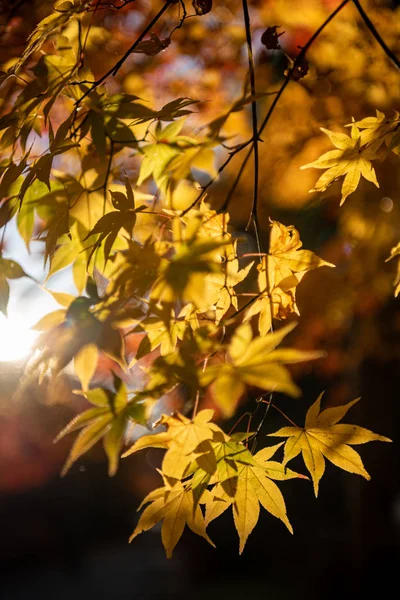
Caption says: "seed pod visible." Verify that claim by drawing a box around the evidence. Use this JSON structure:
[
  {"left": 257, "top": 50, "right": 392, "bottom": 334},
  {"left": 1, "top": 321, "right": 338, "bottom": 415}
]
[
  {"left": 261, "top": 26, "right": 284, "bottom": 50},
  {"left": 285, "top": 56, "right": 309, "bottom": 81},
  {"left": 192, "top": 0, "right": 213, "bottom": 16}
]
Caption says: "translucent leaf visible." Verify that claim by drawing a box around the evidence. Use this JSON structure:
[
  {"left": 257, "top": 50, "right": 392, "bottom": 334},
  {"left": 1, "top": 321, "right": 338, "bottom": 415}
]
[
  {"left": 301, "top": 125, "right": 380, "bottom": 204},
  {"left": 270, "top": 393, "right": 391, "bottom": 496},
  {"left": 74, "top": 343, "right": 98, "bottom": 391}
]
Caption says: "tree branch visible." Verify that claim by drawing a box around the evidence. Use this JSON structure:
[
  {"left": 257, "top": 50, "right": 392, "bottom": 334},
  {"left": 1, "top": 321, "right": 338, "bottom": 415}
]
[
  {"left": 75, "top": 1, "right": 172, "bottom": 107},
  {"left": 224, "top": 0, "right": 351, "bottom": 208},
  {"left": 352, "top": 0, "right": 400, "bottom": 70},
  {"left": 241, "top": 0, "right": 261, "bottom": 249}
]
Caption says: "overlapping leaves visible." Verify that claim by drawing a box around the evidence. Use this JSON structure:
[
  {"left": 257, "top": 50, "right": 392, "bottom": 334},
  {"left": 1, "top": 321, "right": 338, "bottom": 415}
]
[
  {"left": 124, "top": 410, "right": 304, "bottom": 556},
  {"left": 30, "top": 290, "right": 124, "bottom": 382},
  {"left": 200, "top": 321, "right": 324, "bottom": 416},
  {"left": 245, "top": 221, "right": 333, "bottom": 335},
  {"left": 0, "top": 0, "right": 395, "bottom": 562}
]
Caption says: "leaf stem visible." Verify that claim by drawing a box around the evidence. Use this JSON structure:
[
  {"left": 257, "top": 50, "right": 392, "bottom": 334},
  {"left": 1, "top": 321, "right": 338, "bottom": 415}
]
[
  {"left": 250, "top": 392, "right": 273, "bottom": 453},
  {"left": 228, "top": 410, "right": 254, "bottom": 436},
  {"left": 261, "top": 398, "right": 299, "bottom": 428},
  {"left": 192, "top": 355, "right": 209, "bottom": 419}
]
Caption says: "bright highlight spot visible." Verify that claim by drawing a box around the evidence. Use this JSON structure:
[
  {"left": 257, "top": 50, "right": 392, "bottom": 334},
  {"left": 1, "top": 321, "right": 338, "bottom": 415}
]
[
  {"left": 0, "top": 315, "right": 39, "bottom": 362},
  {"left": 380, "top": 197, "right": 393, "bottom": 213}
]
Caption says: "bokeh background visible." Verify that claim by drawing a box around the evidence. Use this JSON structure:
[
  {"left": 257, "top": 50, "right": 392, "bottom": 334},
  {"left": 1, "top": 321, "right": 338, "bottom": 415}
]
[{"left": 0, "top": 0, "right": 399, "bottom": 598}]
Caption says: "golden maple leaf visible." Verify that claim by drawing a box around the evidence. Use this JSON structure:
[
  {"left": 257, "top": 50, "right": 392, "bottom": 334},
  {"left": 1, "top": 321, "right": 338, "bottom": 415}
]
[
  {"left": 200, "top": 321, "right": 324, "bottom": 417},
  {"left": 203, "top": 443, "right": 305, "bottom": 554},
  {"left": 269, "top": 393, "right": 391, "bottom": 496},
  {"left": 55, "top": 384, "right": 146, "bottom": 476},
  {"left": 122, "top": 409, "right": 223, "bottom": 479},
  {"left": 130, "top": 480, "right": 215, "bottom": 558},
  {"left": 150, "top": 214, "right": 230, "bottom": 310},
  {"left": 124, "top": 412, "right": 308, "bottom": 555},
  {"left": 205, "top": 252, "right": 254, "bottom": 322},
  {"left": 386, "top": 241, "right": 400, "bottom": 297},
  {"left": 301, "top": 124, "right": 379, "bottom": 205},
  {"left": 245, "top": 221, "right": 333, "bottom": 335},
  {"left": 349, "top": 110, "right": 400, "bottom": 151}
]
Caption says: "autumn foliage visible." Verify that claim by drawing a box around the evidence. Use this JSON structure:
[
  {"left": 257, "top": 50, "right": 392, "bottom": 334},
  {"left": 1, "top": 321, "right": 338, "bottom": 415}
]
[{"left": 0, "top": 0, "right": 397, "bottom": 556}]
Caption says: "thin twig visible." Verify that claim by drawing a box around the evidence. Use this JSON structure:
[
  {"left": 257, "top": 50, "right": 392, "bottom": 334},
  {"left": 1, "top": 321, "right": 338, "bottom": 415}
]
[
  {"left": 352, "top": 0, "right": 400, "bottom": 70},
  {"left": 245, "top": 411, "right": 253, "bottom": 448},
  {"left": 217, "top": 150, "right": 250, "bottom": 214},
  {"left": 75, "top": 2, "right": 172, "bottom": 107},
  {"left": 260, "top": 398, "right": 299, "bottom": 428},
  {"left": 239, "top": 0, "right": 275, "bottom": 366},
  {"left": 85, "top": 0, "right": 135, "bottom": 12},
  {"left": 229, "top": 410, "right": 252, "bottom": 435},
  {"left": 241, "top": 0, "right": 261, "bottom": 248},
  {"left": 250, "top": 392, "right": 273, "bottom": 453},
  {"left": 192, "top": 355, "right": 209, "bottom": 418},
  {"left": 224, "top": 0, "right": 351, "bottom": 208},
  {"left": 0, "top": 220, "right": 9, "bottom": 250},
  {"left": 180, "top": 139, "right": 251, "bottom": 216},
  {"left": 103, "top": 140, "right": 114, "bottom": 213}
]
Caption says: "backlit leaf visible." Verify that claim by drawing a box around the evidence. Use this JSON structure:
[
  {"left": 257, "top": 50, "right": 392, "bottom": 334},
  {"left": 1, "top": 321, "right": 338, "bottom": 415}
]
[
  {"left": 130, "top": 482, "right": 214, "bottom": 558},
  {"left": 301, "top": 124, "right": 380, "bottom": 205},
  {"left": 270, "top": 393, "right": 391, "bottom": 496}
]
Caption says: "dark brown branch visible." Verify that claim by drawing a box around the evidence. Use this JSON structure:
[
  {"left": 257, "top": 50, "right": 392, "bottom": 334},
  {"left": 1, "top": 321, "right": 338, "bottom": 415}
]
[
  {"left": 180, "top": 139, "right": 251, "bottom": 216},
  {"left": 352, "top": 0, "right": 400, "bottom": 70},
  {"left": 75, "top": 1, "right": 172, "bottom": 107},
  {"left": 184, "top": 0, "right": 351, "bottom": 219},
  {"left": 224, "top": 0, "right": 351, "bottom": 208},
  {"left": 241, "top": 0, "right": 261, "bottom": 246}
]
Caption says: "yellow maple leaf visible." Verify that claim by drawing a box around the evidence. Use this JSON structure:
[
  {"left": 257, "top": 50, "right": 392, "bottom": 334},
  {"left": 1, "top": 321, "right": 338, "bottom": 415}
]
[
  {"left": 150, "top": 214, "right": 230, "bottom": 310},
  {"left": 130, "top": 481, "right": 215, "bottom": 558},
  {"left": 301, "top": 124, "right": 379, "bottom": 205},
  {"left": 131, "top": 312, "right": 187, "bottom": 365},
  {"left": 204, "top": 443, "right": 302, "bottom": 553},
  {"left": 178, "top": 208, "right": 253, "bottom": 321},
  {"left": 122, "top": 409, "right": 223, "bottom": 479},
  {"left": 55, "top": 384, "right": 146, "bottom": 476},
  {"left": 269, "top": 393, "right": 391, "bottom": 496},
  {"left": 201, "top": 322, "right": 324, "bottom": 416},
  {"left": 245, "top": 222, "right": 333, "bottom": 335},
  {"left": 267, "top": 221, "right": 334, "bottom": 287},
  {"left": 349, "top": 110, "right": 400, "bottom": 150},
  {"left": 386, "top": 241, "right": 400, "bottom": 297},
  {"left": 205, "top": 253, "right": 254, "bottom": 322}
]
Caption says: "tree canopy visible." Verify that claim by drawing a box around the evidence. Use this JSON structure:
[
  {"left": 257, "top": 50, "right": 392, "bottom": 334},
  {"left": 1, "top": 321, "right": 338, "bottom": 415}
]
[{"left": 0, "top": 0, "right": 397, "bottom": 556}]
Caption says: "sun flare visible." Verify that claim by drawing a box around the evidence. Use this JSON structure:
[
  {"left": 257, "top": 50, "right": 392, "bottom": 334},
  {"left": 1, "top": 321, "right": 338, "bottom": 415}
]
[{"left": 0, "top": 315, "right": 39, "bottom": 363}]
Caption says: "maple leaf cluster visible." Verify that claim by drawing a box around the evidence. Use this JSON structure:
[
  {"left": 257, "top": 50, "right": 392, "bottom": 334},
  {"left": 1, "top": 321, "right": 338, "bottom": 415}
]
[
  {"left": 124, "top": 402, "right": 389, "bottom": 556},
  {"left": 0, "top": 0, "right": 395, "bottom": 560}
]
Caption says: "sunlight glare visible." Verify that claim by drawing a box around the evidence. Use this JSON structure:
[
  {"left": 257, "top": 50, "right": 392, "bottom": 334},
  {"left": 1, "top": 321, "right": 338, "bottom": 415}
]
[{"left": 0, "top": 314, "right": 39, "bottom": 362}]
